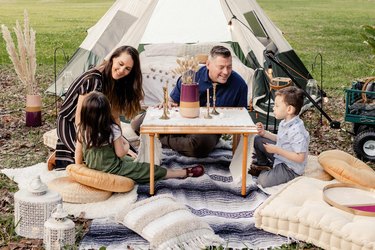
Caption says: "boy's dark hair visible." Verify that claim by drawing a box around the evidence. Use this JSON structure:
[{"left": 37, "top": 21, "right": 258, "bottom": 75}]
[{"left": 275, "top": 86, "right": 304, "bottom": 115}]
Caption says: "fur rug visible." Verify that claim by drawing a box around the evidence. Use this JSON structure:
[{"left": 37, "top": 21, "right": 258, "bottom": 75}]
[{"left": 1, "top": 163, "right": 138, "bottom": 219}]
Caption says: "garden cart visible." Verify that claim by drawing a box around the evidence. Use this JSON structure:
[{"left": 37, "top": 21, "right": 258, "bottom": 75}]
[{"left": 345, "top": 77, "right": 375, "bottom": 161}]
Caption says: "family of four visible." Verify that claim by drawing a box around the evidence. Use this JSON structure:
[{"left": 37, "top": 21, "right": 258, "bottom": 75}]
[{"left": 50, "top": 45, "right": 310, "bottom": 189}]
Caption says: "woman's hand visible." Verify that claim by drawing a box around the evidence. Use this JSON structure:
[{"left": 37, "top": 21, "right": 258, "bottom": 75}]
[{"left": 157, "top": 100, "right": 178, "bottom": 109}]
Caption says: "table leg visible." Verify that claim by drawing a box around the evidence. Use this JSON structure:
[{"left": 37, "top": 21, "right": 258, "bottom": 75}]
[
  {"left": 241, "top": 133, "right": 249, "bottom": 197},
  {"left": 149, "top": 133, "right": 155, "bottom": 196}
]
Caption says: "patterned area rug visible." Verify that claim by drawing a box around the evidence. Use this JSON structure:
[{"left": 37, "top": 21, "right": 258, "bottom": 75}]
[{"left": 80, "top": 143, "right": 290, "bottom": 249}]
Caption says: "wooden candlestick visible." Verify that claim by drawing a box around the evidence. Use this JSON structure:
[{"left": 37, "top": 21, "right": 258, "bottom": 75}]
[
  {"left": 204, "top": 89, "right": 212, "bottom": 119},
  {"left": 211, "top": 82, "right": 219, "bottom": 115},
  {"left": 160, "top": 86, "right": 170, "bottom": 120}
]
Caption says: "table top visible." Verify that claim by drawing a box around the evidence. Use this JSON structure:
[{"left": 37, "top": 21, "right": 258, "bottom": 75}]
[{"left": 140, "top": 107, "right": 257, "bottom": 134}]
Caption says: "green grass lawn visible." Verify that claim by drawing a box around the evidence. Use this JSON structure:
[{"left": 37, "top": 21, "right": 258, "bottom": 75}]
[
  {"left": 0, "top": 0, "right": 114, "bottom": 68},
  {"left": 257, "top": 0, "right": 374, "bottom": 89},
  {"left": 0, "top": 0, "right": 373, "bottom": 90}
]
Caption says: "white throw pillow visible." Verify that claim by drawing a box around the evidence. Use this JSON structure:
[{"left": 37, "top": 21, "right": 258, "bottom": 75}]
[{"left": 116, "top": 194, "right": 224, "bottom": 250}]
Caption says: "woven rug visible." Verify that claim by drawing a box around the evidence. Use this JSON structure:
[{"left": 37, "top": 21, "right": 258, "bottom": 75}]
[{"left": 80, "top": 143, "right": 290, "bottom": 250}]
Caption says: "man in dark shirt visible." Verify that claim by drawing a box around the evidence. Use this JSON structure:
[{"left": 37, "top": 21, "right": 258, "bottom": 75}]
[{"left": 161, "top": 45, "right": 248, "bottom": 157}]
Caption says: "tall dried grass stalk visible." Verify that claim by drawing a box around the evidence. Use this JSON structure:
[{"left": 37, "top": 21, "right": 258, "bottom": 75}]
[
  {"left": 1, "top": 9, "right": 37, "bottom": 95},
  {"left": 172, "top": 56, "right": 199, "bottom": 84}
]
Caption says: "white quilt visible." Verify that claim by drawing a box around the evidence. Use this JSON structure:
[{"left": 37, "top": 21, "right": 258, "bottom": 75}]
[{"left": 254, "top": 177, "right": 375, "bottom": 250}]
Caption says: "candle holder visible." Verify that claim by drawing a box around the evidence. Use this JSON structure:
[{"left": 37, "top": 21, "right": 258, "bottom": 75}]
[
  {"left": 204, "top": 91, "right": 212, "bottom": 119},
  {"left": 44, "top": 204, "right": 75, "bottom": 250},
  {"left": 160, "top": 86, "right": 170, "bottom": 120},
  {"left": 166, "top": 83, "right": 170, "bottom": 115},
  {"left": 14, "top": 176, "right": 62, "bottom": 239},
  {"left": 211, "top": 83, "right": 220, "bottom": 115}
]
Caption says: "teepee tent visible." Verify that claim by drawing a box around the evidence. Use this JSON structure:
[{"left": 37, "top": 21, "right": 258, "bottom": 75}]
[{"left": 47, "top": 0, "right": 314, "bottom": 119}]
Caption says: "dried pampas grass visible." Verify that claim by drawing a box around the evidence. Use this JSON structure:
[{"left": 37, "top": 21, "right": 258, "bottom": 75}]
[
  {"left": 1, "top": 9, "right": 37, "bottom": 95},
  {"left": 172, "top": 56, "right": 199, "bottom": 84}
]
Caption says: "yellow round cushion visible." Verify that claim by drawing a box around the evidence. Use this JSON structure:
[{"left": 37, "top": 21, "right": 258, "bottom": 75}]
[
  {"left": 66, "top": 164, "right": 135, "bottom": 193},
  {"left": 318, "top": 149, "right": 375, "bottom": 188},
  {"left": 48, "top": 176, "right": 112, "bottom": 203}
]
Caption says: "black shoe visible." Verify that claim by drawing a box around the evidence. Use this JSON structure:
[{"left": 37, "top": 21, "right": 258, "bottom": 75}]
[
  {"left": 248, "top": 164, "right": 272, "bottom": 177},
  {"left": 251, "top": 159, "right": 272, "bottom": 166}
]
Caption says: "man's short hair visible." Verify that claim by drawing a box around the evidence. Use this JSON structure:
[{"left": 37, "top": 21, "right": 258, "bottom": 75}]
[
  {"left": 275, "top": 86, "right": 304, "bottom": 115},
  {"left": 209, "top": 45, "right": 231, "bottom": 59}
]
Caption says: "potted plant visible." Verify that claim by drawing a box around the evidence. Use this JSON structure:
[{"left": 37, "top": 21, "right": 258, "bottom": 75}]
[
  {"left": 173, "top": 56, "right": 200, "bottom": 118},
  {"left": 1, "top": 10, "right": 41, "bottom": 127}
]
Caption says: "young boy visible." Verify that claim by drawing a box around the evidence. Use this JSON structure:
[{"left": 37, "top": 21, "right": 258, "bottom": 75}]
[{"left": 251, "top": 86, "right": 310, "bottom": 188}]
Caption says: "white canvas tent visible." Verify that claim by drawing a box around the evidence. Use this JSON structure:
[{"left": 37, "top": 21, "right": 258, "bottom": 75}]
[{"left": 47, "top": 0, "right": 314, "bottom": 119}]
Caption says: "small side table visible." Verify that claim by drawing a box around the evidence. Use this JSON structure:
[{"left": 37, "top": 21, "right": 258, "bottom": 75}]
[{"left": 140, "top": 107, "right": 257, "bottom": 197}]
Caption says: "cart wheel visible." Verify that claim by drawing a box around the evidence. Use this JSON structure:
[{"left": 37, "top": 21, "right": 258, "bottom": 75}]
[
  {"left": 353, "top": 130, "right": 375, "bottom": 161},
  {"left": 353, "top": 124, "right": 370, "bottom": 135}
]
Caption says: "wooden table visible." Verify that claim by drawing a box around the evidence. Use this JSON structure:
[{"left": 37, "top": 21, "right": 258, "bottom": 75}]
[{"left": 140, "top": 107, "right": 257, "bottom": 197}]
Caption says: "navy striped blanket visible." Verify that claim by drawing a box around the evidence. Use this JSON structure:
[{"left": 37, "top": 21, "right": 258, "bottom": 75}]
[{"left": 80, "top": 144, "right": 289, "bottom": 249}]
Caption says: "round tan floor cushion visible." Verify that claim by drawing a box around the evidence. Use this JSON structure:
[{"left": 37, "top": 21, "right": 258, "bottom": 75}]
[
  {"left": 66, "top": 164, "right": 135, "bottom": 193},
  {"left": 48, "top": 176, "right": 112, "bottom": 203},
  {"left": 318, "top": 149, "right": 375, "bottom": 188}
]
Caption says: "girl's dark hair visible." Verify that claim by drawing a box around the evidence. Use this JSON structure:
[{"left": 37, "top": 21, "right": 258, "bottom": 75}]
[
  {"left": 275, "top": 86, "right": 304, "bottom": 115},
  {"left": 77, "top": 91, "right": 120, "bottom": 148},
  {"left": 99, "top": 45, "right": 144, "bottom": 119}
]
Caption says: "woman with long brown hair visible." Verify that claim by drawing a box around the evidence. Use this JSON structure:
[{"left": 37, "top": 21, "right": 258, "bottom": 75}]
[{"left": 51, "top": 45, "right": 143, "bottom": 169}]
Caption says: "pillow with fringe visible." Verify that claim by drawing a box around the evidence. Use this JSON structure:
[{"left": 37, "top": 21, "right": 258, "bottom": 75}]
[{"left": 116, "top": 194, "right": 224, "bottom": 250}]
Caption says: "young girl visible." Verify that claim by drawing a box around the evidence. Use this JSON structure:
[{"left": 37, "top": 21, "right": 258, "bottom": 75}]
[{"left": 75, "top": 91, "right": 204, "bottom": 183}]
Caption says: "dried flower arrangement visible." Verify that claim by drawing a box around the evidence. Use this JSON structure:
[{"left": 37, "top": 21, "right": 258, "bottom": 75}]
[
  {"left": 1, "top": 10, "right": 38, "bottom": 95},
  {"left": 172, "top": 56, "right": 199, "bottom": 84}
]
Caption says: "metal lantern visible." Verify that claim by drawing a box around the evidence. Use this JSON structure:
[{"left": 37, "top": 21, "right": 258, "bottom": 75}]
[
  {"left": 44, "top": 204, "right": 75, "bottom": 250},
  {"left": 14, "top": 175, "right": 62, "bottom": 239}
]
